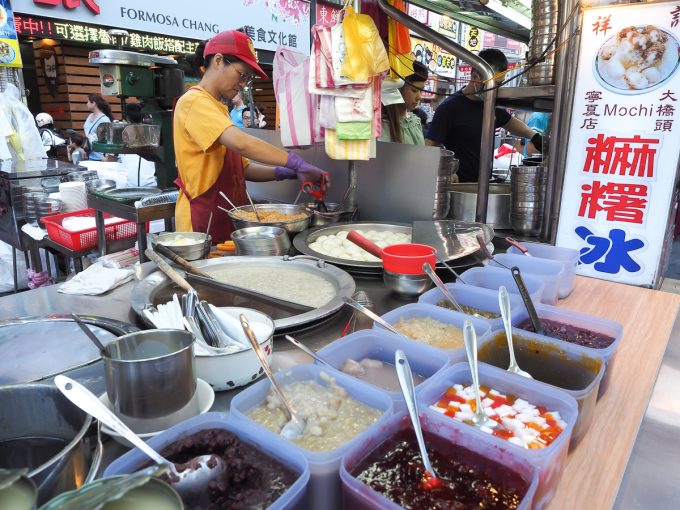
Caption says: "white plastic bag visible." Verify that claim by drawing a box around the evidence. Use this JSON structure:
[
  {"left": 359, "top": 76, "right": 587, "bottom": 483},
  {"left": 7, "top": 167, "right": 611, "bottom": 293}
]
[{"left": 0, "top": 84, "right": 46, "bottom": 161}]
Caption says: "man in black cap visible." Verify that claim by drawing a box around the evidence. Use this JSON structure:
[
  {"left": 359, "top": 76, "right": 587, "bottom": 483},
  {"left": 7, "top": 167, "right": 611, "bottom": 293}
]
[{"left": 426, "top": 49, "right": 543, "bottom": 182}]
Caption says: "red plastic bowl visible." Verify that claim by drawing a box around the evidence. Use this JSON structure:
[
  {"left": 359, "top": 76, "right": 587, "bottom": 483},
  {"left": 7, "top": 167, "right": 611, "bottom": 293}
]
[{"left": 382, "top": 243, "right": 437, "bottom": 275}]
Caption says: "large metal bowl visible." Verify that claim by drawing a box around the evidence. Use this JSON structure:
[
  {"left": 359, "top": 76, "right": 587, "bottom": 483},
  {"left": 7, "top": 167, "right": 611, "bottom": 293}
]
[
  {"left": 0, "top": 384, "right": 94, "bottom": 505},
  {"left": 152, "top": 232, "right": 211, "bottom": 261},
  {"left": 227, "top": 204, "right": 311, "bottom": 235}
]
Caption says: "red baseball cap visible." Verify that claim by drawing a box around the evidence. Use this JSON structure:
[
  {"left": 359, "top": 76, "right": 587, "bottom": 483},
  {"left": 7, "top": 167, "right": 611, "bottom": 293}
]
[{"left": 204, "top": 30, "right": 268, "bottom": 79}]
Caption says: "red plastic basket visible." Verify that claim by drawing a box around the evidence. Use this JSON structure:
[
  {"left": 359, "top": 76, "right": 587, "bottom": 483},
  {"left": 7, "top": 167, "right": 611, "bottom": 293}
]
[{"left": 40, "top": 208, "right": 138, "bottom": 251}]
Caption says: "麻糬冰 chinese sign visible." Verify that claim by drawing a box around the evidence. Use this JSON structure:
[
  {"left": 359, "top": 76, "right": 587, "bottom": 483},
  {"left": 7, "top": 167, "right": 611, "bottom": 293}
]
[{"left": 556, "top": 1, "right": 680, "bottom": 286}]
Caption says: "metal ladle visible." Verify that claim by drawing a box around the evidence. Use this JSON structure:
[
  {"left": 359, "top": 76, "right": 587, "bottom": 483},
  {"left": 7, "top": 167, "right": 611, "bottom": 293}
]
[
  {"left": 54, "top": 375, "right": 225, "bottom": 501},
  {"left": 395, "top": 350, "right": 439, "bottom": 483},
  {"left": 284, "top": 335, "right": 332, "bottom": 367},
  {"left": 72, "top": 314, "right": 106, "bottom": 355},
  {"left": 462, "top": 320, "right": 497, "bottom": 429},
  {"left": 422, "top": 263, "right": 483, "bottom": 318},
  {"left": 499, "top": 286, "right": 532, "bottom": 379},
  {"left": 341, "top": 297, "right": 403, "bottom": 336},
  {"left": 239, "top": 314, "right": 306, "bottom": 439},
  {"left": 244, "top": 189, "right": 262, "bottom": 221}
]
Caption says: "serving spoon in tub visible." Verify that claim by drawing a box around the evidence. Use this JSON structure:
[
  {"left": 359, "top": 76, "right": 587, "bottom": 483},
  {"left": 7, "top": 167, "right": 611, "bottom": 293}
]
[
  {"left": 240, "top": 314, "right": 307, "bottom": 439},
  {"left": 463, "top": 320, "right": 497, "bottom": 429},
  {"left": 499, "top": 286, "right": 532, "bottom": 379},
  {"left": 54, "top": 375, "right": 225, "bottom": 501}
]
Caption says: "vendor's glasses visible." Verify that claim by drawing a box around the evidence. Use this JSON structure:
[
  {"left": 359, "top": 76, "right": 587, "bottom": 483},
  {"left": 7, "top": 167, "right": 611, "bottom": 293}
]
[{"left": 222, "top": 56, "right": 254, "bottom": 86}]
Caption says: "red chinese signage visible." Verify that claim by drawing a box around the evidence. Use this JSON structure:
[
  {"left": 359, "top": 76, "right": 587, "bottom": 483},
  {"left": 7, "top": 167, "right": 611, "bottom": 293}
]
[
  {"left": 316, "top": 1, "right": 341, "bottom": 27},
  {"left": 33, "top": 0, "right": 100, "bottom": 15}
]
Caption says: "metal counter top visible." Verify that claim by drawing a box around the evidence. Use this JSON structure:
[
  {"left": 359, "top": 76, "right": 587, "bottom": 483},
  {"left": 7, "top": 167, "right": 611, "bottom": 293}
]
[
  {"left": 1, "top": 268, "right": 679, "bottom": 509},
  {"left": 0, "top": 158, "right": 84, "bottom": 179}
]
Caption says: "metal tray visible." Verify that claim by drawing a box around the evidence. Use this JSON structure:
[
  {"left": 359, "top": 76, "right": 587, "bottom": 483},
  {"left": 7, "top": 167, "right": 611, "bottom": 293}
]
[
  {"left": 94, "top": 187, "right": 162, "bottom": 204},
  {"left": 293, "top": 221, "right": 495, "bottom": 274},
  {"left": 293, "top": 222, "right": 412, "bottom": 273},
  {"left": 0, "top": 315, "right": 137, "bottom": 385},
  {"left": 130, "top": 256, "right": 356, "bottom": 332}
]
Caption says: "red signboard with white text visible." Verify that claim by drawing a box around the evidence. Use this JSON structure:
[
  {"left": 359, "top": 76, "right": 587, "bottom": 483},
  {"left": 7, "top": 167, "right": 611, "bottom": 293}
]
[{"left": 556, "top": 1, "right": 680, "bottom": 286}]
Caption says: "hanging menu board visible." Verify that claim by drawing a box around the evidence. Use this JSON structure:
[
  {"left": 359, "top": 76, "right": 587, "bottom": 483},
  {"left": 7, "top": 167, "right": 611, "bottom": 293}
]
[
  {"left": 556, "top": 1, "right": 680, "bottom": 287},
  {"left": 0, "top": 0, "right": 22, "bottom": 68}
]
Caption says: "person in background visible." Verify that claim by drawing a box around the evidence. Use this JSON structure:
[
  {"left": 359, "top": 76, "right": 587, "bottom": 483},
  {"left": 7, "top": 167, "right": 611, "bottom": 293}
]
[
  {"left": 83, "top": 93, "right": 113, "bottom": 161},
  {"left": 521, "top": 111, "right": 550, "bottom": 157},
  {"left": 173, "top": 30, "right": 330, "bottom": 242},
  {"left": 379, "top": 61, "right": 429, "bottom": 145},
  {"left": 118, "top": 102, "right": 158, "bottom": 187},
  {"left": 242, "top": 108, "right": 254, "bottom": 128},
  {"left": 242, "top": 106, "right": 267, "bottom": 129},
  {"left": 229, "top": 90, "right": 247, "bottom": 127},
  {"left": 66, "top": 132, "right": 87, "bottom": 164},
  {"left": 426, "top": 49, "right": 544, "bottom": 182},
  {"left": 35, "top": 112, "right": 65, "bottom": 158}
]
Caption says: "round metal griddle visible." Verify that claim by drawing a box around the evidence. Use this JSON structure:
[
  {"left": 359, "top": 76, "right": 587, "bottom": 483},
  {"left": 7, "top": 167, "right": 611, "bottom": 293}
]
[
  {"left": 130, "top": 256, "right": 356, "bottom": 332},
  {"left": 0, "top": 315, "right": 137, "bottom": 385},
  {"left": 293, "top": 221, "right": 494, "bottom": 276}
]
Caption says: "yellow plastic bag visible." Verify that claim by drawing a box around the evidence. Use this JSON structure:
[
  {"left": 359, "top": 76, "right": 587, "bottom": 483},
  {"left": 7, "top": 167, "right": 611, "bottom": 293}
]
[{"left": 342, "top": 7, "right": 389, "bottom": 81}]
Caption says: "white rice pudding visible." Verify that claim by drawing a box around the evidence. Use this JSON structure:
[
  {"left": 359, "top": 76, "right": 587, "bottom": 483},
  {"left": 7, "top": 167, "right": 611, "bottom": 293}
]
[{"left": 247, "top": 372, "right": 382, "bottom": 451}]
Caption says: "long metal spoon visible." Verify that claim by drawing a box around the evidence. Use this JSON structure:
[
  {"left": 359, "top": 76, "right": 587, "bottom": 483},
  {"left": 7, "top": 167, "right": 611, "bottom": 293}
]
[
  {"left": 71, "top": 314, "right": 106, "bottom": 355},
  {"left": 462, "top": 320, "right": 497, "bottom": 429},
  {"left": 395, "top": 350, "right": 439, "bottom": 482},
  {"left": 499, "top": 286, "right": 532, "bottom": 379},
  {"left": 422, "top": 263, "right": 470, "bottom": 316},
  {"left": 284, "top": 335, "right": 332, "bottom": 367},
  {"left": 54, "top": 375, "right": 225, "bottom": 501},
  {"left": 342, "top": 297, "right": 402, "bottom": 336},
  {"left": 436, "top": 254, "right": 467, "bottom": 284},
  {"left": 244, "top": 189, "right": 262, "bottom": 221},
  {"left": 239, "top": 314, "right": 306, "bottom": 439}
]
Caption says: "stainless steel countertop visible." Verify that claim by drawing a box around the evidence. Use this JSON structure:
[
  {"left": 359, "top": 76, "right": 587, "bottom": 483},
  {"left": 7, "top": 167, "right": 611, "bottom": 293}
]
[{"left": 1, "top": 267, "right": 678, "bottom": 508}]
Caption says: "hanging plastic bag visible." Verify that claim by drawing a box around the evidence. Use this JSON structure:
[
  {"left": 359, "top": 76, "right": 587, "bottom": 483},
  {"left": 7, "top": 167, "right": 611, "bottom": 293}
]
[
  {"left": 311, "top": 24, "right": 335, "bottom": 89},
  {"left": 388, "top": 0, "right": 413, "bottom": 79},
  {"left": 274, "top": 47, "right": 323, "bottom": 148},
  {"left": 341, "top": 6, "right": 389, "bottom": 81},
  {"left": 325, "top": 128, "right": 372, "bottom": 160}
]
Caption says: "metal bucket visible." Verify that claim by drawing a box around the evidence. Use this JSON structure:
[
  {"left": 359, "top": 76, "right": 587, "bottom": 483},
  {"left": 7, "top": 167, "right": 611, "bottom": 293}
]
[
  {"left": 0, "top": 384, "right": 95, "bottom": 505},
  {"left": 449, "top": 183, "right": 511, "bottom": 229},
  {"left": 104, "top": 329, "right": 196, "bottom": 420}
]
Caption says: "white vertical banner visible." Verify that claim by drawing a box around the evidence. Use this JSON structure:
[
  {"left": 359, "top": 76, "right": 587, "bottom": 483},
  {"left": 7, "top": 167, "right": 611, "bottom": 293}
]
[{"left": 556, "top": 1, "right": 680, "bottom": 286}]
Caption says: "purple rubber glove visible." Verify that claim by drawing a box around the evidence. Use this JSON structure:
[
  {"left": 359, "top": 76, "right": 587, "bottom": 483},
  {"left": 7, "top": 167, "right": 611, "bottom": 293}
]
[{"left": 274, "top": 152, "right": 332, "bottom": 187}]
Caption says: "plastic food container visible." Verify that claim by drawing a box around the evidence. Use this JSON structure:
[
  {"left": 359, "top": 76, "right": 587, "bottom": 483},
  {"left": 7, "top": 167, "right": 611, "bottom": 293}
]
[
  {"left": 478, "top": 328, "right": 604, "bottom": 447},
  {"left": 507, "top": 242, "right": 579, "bottom": 299},
  {"left": 488, "top": 253, "right": 565, "bottom": 305},
  {"left": 417, "top": 363, "right": 578, "bottom": 510},
  {"left": 459, "top": 266, "right": 545, "bottom": 304},
  {"left": 511, "top": 303, "right": 623, "bottom": 398},
  {"left": 230, "top": 364, "right": 393, "bottom": 510},
  {"left": 103, "top": 412, "right": 310, "bottom": 510},
  {"left": 376, "top": 303, "right": 490, "bottom": 358},
  {"left": 419, "top": 282, "right": 525, "bottom": 330},
  {"left": 340, "top": 410, "right": 539, "bottom": 510},
  {"left": 316, "top": 329, "right": 451, "bottom": 406}
]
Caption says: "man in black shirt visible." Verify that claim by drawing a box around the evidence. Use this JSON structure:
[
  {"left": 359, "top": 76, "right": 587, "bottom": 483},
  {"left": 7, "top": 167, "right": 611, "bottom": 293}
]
[{"left": 426, "top": 49, "right": 543, "bottom": 182}]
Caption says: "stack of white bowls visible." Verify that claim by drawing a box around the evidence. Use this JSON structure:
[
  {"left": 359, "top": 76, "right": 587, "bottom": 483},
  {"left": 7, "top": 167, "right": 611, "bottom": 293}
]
[{"left": 58, "top": 182, "right": 88, "bottom": 212}]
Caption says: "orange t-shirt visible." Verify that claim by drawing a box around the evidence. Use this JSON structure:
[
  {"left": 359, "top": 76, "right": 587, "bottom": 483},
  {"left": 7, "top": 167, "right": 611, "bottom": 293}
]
[{"left": 173, "top": 86, "right": 248, "bottom": 232}]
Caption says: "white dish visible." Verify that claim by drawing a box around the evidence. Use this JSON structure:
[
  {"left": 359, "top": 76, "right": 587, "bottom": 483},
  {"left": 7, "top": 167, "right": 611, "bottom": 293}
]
[{"left": 99, "top": 378, "right": 215, "bottom": 448}]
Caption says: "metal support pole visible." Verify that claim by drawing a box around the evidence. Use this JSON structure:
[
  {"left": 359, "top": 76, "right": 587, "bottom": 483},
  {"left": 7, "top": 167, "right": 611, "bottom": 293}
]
[
  {"left": 376, "top": 0, "right": 498, "bottom": 223},
  {"left": 344, "top": 0, "right": 361, "bottom": 211},
  {"left": 547, "top": 0, "right": 581, "bottom": 242}
]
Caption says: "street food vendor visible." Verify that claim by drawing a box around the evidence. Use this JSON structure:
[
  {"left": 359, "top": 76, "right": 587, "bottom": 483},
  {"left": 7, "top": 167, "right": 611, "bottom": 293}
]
[
  {"left": 173, "top": 30, "right": 330, "bottom": 241},
  {"left": 379, "top": 61, "right": 429, "bottom": 145},
  {"left": 425, "top": 49, "right": 544, "bottom": 182}
]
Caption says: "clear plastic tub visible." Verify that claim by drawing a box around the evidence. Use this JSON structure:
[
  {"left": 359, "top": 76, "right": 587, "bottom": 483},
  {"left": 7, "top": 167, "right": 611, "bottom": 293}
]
[
  {"left": 229, "top": 364, "right": 393, "bottom": 510},
  {"left": 418, "top": 282, "right": 525, "bottom": 330},
  {"left": 478, "top": 328, "right": 604, "bottom": 447},
  {"left": 507, "top": 242, "right": 579, "bottom": 299},
  {"left": 376, "top": 302, "right": 491, "bottom": 357},
  {"left": 103, "top": 412, "right": 310, "bottom": 510},
  {"left": 316, "top": 329, "right": 452, "bottom": 407},
  {"left": 459, "top": 266, "right": 545, "bottom": 304},
  {"left": 488, "top": 253, "right": 565, "bottom": 305},
  {"left": 340, "top": 410, "right": 539, "bottom": 510},
  {"left": 511, "top": 303, "right": 623, "bottom": 398},
  {"left": 417, "top": 363, "right": 578, "bottom": 510}
]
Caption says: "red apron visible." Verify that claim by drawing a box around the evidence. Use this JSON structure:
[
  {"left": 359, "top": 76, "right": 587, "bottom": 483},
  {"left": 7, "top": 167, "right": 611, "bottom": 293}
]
[{"left": 174, "top": 147, "right": 248, "bottom": 243}]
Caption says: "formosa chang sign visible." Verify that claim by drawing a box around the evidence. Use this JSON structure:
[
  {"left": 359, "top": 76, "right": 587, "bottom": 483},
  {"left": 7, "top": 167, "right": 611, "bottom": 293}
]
[{"left": 12, "top": 0, "right": 311, "bottom": 51}]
